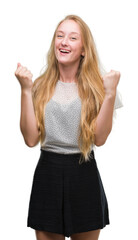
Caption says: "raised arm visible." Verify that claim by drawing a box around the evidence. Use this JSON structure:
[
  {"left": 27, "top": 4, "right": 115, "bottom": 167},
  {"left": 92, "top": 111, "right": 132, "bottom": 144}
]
[
  {"left": 94, "top": 70, "right": 120, "bottom": 146},
  {"left": 15, "top": 63, "right": 40, "bottom": 147}
]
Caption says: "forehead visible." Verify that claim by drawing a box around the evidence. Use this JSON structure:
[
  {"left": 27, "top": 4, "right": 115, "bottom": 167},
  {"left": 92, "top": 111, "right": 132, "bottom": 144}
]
[{"left": 57, "top": 20, "right": 81, "bottom": 35}]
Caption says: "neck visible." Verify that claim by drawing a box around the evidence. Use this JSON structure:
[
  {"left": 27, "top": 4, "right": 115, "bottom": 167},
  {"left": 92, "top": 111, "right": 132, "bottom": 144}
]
[{"left": 58, "top": 62, "right": 79, "bottom": 83}]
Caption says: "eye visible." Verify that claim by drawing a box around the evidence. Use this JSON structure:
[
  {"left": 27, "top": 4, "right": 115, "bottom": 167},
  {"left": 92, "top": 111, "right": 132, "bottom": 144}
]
[
  {"left": 71, "top": 37, "right": 77, "bottom": 40},
  {"left": 57, "top": 35, "right": 63, "bottom": 38}
]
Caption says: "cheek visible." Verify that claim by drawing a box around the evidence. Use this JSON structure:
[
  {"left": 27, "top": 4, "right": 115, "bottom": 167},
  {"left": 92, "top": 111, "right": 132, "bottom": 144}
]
[
  {"left": 54, "top": 41, "right": 57, "bottom": 51},
  {"left": 73, "top": 45, "right": 83, "bottom": 57},
  {"left": 54, "top": 41, "right": 59, "bottom": 58},
  {"left": 54, "top": 38, "right": 59, "bottom": 49}
]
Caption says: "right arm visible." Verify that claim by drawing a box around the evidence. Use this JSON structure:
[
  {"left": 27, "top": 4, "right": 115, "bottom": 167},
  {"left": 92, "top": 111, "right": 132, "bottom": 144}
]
[{"left": 15, "top": 63, "right": 40, "bottom": 147}]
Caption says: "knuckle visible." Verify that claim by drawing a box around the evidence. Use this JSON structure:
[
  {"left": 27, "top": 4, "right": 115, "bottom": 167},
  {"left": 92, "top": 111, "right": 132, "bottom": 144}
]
[
  {"left": 20, "top": 73, "right": 26, "bottom": 78},
  {"left": 27, "top": 69, "right": 31, "bottom": 73},
  {"left": 116, "top": 71, "right": 120, "bottom": 77},
  {"left": 29, "top": 71, "right": 33, "bottom": 76},
  {"left": 15, "top": 72, "right": 19, "bottom": 77},
  {"left": 18, "top": 66, "right": 22, "bottom": 71},
  {"left": 118, "top": 71, "right": 121, "bottom": 76}
]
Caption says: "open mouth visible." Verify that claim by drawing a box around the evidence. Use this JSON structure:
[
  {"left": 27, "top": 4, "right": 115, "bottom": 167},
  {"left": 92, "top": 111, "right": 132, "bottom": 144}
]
[{"left": 59, "top": 48, "right": 71, "bottom": 54}]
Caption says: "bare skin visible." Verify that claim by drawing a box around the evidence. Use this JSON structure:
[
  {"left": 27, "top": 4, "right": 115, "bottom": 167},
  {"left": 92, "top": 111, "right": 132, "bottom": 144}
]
[
  {"left": 14, "top": 63, "right": 40, "bottom": 146},
  {"left": 35, "top": 230, "right": 65, "bottom": 240},
  {"left": 15, "top": 20, "right": 120, "bottom": 240},
  {"left": 70, "top": 229, "right": 101, "bottom": 240},
  {"left": 15, "top": 22, "right": 121, "bottom": 148},
  {"left": 94, "top": 70, "right": 120, "bottom": 146},
  {"left": 35, "top": 229, "right": 100, "bottom": 240}
]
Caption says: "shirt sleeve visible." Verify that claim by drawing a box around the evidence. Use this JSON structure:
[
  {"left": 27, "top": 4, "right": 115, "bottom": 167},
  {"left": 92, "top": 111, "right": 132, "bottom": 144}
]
[{"left": 114, "top": 90, "right": 123, "bottom": 109}]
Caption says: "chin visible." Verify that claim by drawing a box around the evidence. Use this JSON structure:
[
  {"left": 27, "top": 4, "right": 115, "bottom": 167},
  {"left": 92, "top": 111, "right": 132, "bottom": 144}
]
[{"left": 58, "top": 59, "right": 71, "bottom": 65}]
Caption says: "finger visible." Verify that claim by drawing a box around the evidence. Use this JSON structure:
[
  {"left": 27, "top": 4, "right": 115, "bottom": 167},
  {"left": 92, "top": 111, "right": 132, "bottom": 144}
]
[
  {"left": 15, "top": 66, "right": 22, "bottom": 76},
  {"left": 17, "top": 67, "right": 28, "bottom": 75},
  {"left": 117, "top": 71, "right": 121, "bottom": 78},
  {"left": 15, "top": 67, "right": 24, "bottom": 76},
  {"left": 19, "top": 69, "right": 32, "bottom": 79},
  {"left": 17, "top": 63, "right": 21, "bottom": 68},
  {"left": 16, "top": 63, "right": 22, "bottom": 72},
  {"left": 20, "top": 67, "right": 27, "bottom": 72},
  {"left": 26, "top": 72, "right": 33, "bottom": 77},
  {"left": 15, "top": 63, "right": 23, "bottom": 74}
]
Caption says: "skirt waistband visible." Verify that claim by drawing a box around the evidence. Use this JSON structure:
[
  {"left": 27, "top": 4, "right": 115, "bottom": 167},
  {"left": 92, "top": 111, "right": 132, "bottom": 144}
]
[{"left": 39, "top": 149, "right": 95, "bottom": 166}]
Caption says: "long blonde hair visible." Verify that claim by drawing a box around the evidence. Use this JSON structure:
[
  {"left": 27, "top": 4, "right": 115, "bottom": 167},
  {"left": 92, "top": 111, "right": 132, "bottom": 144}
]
[{"left": 32, "top": 15, "right": 105, "bottom": 163}]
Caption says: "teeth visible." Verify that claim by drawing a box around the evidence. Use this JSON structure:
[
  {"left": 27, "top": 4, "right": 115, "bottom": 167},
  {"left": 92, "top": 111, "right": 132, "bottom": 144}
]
[{"left": 60, "top": 49, "right": 70, "bottom": 53}]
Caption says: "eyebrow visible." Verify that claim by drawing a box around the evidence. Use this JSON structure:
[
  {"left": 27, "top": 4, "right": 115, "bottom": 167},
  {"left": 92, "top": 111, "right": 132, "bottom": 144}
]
[{"left": 56, "top": 30, "right": 80, "bottom": 35}]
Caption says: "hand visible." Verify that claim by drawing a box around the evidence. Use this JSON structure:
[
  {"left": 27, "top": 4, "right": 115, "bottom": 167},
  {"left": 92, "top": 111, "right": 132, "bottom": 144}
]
[
  {"left": 102, "top": 70, "right": 121, "bottom": 96},
  {"left": 14, "top": 63, "right": 33, "bottom": 91}
]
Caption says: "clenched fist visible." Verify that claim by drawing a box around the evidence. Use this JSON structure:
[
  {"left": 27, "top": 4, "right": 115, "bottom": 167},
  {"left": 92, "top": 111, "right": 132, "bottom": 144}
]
[
  {"left": 102, "top": 70, "right": 121, "bottom": 96},
  {"left": 14, "top": 63, "right": 33, "bottom": 90}
]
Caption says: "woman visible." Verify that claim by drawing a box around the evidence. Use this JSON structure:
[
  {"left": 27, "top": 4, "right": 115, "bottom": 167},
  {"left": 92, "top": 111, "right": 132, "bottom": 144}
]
[{"left": 15, "top": 15, "right": 123, "bottom": 240}]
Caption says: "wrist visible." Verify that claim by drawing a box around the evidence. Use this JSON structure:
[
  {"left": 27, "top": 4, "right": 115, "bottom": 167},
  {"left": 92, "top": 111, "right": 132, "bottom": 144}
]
[
  {"left": 105, "top": 89, "right": 116, "bottom": 99},
  {"left": 21, "top": 87, "right": 32, "bottom": 95},
  {"left": 104, "top": 92, "right": 116, "bottom": 104}
]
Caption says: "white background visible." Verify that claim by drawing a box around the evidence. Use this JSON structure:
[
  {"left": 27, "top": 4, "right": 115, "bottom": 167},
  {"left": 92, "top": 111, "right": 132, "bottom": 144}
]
[{"left": 0, "top": 0, "right": 138, "bottom": 239}]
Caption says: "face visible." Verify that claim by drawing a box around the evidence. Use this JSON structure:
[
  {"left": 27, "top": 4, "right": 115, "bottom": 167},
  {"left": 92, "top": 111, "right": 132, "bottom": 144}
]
[{"left": 54, "top": 20, "right": 84, "bottom": 66}]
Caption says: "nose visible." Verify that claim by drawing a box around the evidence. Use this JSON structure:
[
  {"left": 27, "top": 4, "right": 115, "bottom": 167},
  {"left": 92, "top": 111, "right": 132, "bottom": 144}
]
[{"left": 61, "top": 36, "right": 68, "bottom": 46}]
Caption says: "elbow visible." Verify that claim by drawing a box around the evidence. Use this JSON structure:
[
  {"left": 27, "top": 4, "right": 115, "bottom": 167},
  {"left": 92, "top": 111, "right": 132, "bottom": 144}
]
[
  {"left": 94, "top": 124, "right": 113, "bottom": 147},
  {"left": 20, "top": 127, "right": 40, "bottom": 147},
  {"left": 94, "top": 138, "right": 107, "bottom": 147},
  {"left": 25, "top": 140, "right": 38, "bottom": 147},
  {"left": 23, "top": 136, "right": 40, "bottom": 147},
  {"left": 94, "top": 129, "right": 112, "bottom": 147}
]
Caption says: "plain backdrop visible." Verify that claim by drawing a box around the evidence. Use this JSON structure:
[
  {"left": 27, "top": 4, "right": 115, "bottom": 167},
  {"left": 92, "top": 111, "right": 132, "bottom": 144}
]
[{"left": 0, "top": 0, "right": 138, "bottom": 239}]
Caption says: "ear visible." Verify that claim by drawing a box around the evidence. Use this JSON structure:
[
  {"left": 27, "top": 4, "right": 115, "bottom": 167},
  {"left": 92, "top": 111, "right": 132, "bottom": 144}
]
[
  {"left": 81, "top": 51, "right": 85, "bottom": 57},
  {"left": 81, "top": 48, "right": 85, "bottom": 57}
]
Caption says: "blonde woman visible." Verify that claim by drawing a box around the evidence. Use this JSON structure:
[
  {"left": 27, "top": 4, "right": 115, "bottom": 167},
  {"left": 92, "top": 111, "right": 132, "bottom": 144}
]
[{"left": 15, "top": 15, "right": 123, "bottom": 240}]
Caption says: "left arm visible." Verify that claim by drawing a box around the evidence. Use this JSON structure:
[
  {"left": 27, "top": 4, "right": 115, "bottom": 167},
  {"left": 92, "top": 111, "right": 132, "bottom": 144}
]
[{"left": 94, "top": 70, "right": 120, "bottom": 146}]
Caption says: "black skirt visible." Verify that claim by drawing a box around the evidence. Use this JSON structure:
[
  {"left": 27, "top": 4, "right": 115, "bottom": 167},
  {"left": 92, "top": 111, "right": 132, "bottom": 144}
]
[{"left": 27, "top": 149, "right": 110, "bottom": 238}]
